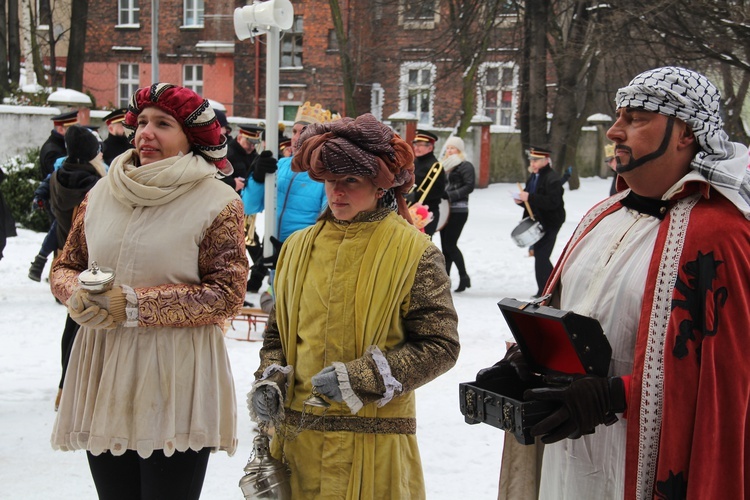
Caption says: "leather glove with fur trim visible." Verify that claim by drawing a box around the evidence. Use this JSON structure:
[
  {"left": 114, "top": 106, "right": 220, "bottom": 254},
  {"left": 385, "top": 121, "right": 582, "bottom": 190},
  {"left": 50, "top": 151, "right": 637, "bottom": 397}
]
[
  {"left": 67, "top": 289, "right": 117, "bottom": 329},
  {"left": 84, "top": 286, "right": 128, "bottom": 324},
  {"left": 524, "top": 374, "right": 626, "bottom": 444},
  {"left": 475, "top": 344, "right": 534, "bottom": 383},
  {"left": 251, "top": 151, "right": 278, "bottom": 183},
  {"left": 311, "top": 366, "right": 343, "bottom": 402},
  {"left": 249, "top": 385, "right": 281, "bottom": 422}
]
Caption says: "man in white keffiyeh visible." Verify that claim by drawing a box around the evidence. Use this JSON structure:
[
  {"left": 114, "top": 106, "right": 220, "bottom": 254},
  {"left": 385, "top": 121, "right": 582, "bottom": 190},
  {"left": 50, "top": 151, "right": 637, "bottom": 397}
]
[
  {"left": 614, "top": 66, "right": 750, "bottom": 217},
  {"left": 490, "top": 67, "right": 750, "bottom": 500}
]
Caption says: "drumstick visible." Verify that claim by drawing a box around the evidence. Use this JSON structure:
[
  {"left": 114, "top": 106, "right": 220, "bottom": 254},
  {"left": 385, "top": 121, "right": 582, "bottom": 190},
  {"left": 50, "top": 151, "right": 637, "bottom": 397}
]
[{"left": 516, "top": 182, "right": 535, "bottom": 221}]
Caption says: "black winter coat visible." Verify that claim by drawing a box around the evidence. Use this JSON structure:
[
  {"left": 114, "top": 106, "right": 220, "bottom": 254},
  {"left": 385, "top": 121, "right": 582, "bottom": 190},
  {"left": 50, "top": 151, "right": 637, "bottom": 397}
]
[
  {"left": 49, "top": 161, "right": 102, "bottom": 248},
  {"left": 412, "top": 152, "right": 447, "bottom": 210},
  {"left": 522, "top": 165, "right": 565, "bottom": 231},
  {"left": 223, "top": 137, "right": 257, "bottom": 192},
  {"left": 445, "top": 161, "right": 475, "bottom": 213},
  {"left": 102, "top": 134, "right": 133, "bottom": 165},
  {"left": 39, "top": 131, "right": 67, "bottom": 179}
]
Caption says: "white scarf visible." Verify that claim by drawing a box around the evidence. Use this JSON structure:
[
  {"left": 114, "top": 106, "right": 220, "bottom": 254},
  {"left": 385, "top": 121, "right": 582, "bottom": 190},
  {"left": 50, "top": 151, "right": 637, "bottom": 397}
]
[
  {"left": 107, "top": 149, "right": 217, "bottom": 208},
  {"left": 440, "top": 153, "right": 464, "bottom": 173}
]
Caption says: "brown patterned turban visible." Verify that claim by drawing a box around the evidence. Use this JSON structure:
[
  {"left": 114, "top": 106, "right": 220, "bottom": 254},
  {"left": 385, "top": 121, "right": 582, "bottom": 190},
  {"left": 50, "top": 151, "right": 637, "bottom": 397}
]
[{"left": 292, "top": 113, "right": 416, "bottom": 222}]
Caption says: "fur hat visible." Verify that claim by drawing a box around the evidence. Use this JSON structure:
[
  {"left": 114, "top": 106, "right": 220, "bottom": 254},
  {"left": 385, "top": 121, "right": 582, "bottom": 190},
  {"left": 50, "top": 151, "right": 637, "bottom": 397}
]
[
  {"left": 65, "top": 125, "right": 101, "bottom": 164},
  {"left": 444, "top": 136, "right": 465, "bottom": 153},
  {"left": 123, "top": 83, "right": 230, "bottom": 175}
]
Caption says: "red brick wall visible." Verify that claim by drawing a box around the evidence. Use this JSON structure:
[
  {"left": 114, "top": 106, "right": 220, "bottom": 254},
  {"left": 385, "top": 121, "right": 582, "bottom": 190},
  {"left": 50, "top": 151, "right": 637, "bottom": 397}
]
[{"left": 84, "top": 0, "right": 515, "bottom": 127}]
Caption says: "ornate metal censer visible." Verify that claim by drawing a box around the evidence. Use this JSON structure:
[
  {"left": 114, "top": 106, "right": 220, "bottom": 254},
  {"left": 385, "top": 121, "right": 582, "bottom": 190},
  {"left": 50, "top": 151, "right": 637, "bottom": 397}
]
[
  {"left": 77, "top": 261, "right": 115, "bottom": 293},
  {"left": 239, "top": 427, "right": 292, "bottom": 499}
]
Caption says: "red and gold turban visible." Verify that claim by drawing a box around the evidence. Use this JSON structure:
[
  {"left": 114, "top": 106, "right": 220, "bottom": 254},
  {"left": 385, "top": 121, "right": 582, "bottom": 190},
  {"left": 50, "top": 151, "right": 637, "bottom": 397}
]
[{"left": 123, "top": 83, "right": 231, "bottom": 175}]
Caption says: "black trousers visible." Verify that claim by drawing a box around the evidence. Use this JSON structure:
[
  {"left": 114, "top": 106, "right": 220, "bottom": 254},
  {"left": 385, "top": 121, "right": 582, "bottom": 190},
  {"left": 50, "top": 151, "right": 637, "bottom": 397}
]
[
  {"left": 533, "top": 226, "right": 560, "bottom": 296},
  {"left": 59, "top": 314, "right": 80, "bottom": 388},
  {"left": 87, "top": 448, "right": 210, "bottom": 500},
  {"left": 440, "top": 211, "right": 469, "bottom": 277},
  {"left": 423, "top": 200, "right": 441, "bottom": 237}
]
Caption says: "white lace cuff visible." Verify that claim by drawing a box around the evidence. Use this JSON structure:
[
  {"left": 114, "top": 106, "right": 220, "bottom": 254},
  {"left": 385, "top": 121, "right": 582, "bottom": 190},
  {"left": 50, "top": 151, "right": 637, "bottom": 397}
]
[
  {"left": 246, "top": 364, "right": 294, "bottom": 422},
  {"left": 333, "top": 361, "right": 363, "bottom": 414},
  {"left": 367, "top": 345, "right": 403, "bottom": 407},
  {"left": 121, "top": 284, "right": 139, "bottom": 328}
]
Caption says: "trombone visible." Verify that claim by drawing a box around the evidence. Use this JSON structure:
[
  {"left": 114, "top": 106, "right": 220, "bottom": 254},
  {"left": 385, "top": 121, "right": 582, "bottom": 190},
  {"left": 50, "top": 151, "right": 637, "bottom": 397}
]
[{"left": 407, "top": 162, "right": 443, "bottom": 206}]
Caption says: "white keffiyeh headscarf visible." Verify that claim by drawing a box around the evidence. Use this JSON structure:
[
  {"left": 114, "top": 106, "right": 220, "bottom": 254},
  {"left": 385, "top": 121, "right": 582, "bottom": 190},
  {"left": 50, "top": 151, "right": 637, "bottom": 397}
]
[{"left": 615, "top": 66, "right": 750, "bottom": 218}]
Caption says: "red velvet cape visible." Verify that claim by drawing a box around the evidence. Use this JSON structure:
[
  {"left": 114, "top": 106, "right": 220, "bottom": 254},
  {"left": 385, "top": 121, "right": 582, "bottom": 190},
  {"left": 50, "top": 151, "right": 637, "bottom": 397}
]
[{"left": 546, "top": 184, "right": 750, "bottom": 499}]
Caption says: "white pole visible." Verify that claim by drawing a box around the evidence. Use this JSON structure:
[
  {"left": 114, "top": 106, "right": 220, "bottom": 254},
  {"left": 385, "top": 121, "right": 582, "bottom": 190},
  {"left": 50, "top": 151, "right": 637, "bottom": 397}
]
[
  {"left": 151, "top": 0, "right": 159, "bottom": 83},
  {"left": 263, "top": 26, "right": 280, "bottom": 258}
]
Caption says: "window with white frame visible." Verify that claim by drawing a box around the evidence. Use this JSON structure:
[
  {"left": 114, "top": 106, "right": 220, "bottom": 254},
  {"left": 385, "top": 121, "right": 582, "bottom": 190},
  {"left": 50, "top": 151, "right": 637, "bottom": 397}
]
[
  {"left": 118, "top": 0, "right": 139, "bottom": 26},
  {"left": 400, "top": 63, "right": 435, "bottom": 125},
  {"left": 183, "top": 65, "right": 203, "bottom": 95},
  {"left": 478, "top": 63, "right": 517, "bottom": 128},
  {"left": 399, "top": 0, "right": 439, "bottom": 29},
  {"left": 370, "top": 83, "right": 384, "bottom": 121},
  {"left": 281, "top": 16, "right": 304, "bottom": 68},
  {"left": 119, "top": 63, "right": 139, "bottom": 108},
  {"left": 184, "top": 0, "right": 204, "bottom": 27}
]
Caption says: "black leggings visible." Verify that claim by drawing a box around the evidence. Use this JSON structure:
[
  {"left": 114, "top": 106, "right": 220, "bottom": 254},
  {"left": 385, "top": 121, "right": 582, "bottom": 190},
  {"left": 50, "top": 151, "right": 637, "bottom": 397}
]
[
  {"left": 86, "top": 448, "right": 210, "bottom": 500},
  {"left": 440, "top": 211, "right": 469, "bottom": 277}
]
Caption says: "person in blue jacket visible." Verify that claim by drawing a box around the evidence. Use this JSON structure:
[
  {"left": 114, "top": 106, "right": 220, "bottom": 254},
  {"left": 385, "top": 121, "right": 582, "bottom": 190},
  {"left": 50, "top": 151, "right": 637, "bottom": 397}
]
[{"left": 241, "top": 102, "right": 332, "bottom": 283}]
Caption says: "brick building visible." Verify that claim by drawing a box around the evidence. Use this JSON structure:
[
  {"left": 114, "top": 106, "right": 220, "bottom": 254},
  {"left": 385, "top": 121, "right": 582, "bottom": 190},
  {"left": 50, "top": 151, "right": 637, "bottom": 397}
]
[{"left": 82, "top": 0, "right": 519, "bottom": 129}]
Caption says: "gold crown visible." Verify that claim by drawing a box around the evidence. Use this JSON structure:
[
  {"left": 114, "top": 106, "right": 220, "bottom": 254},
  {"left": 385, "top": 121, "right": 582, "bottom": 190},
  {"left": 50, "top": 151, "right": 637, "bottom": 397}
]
[
  {"left": 294, "top": 102, "right": 333, "bottom": 125},
  {"left": 604, "top": 143, "right": 615, "bottom": 158}
]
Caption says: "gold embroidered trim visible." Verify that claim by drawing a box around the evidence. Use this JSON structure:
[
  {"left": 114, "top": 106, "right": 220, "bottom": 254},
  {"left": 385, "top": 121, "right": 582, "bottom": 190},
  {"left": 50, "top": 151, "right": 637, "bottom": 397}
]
[{"left": 284, "top": 409, "right": 416, "bottom": 435}]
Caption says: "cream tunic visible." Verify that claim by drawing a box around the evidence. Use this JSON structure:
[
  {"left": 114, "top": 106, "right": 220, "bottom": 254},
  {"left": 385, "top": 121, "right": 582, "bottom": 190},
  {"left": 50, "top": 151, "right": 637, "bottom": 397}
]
[
  {"left": 538, "top": 207, "right": 659, "bottom": 499},
  {"left": 51, "top": 151, "right": 248, "bottom": 458}
]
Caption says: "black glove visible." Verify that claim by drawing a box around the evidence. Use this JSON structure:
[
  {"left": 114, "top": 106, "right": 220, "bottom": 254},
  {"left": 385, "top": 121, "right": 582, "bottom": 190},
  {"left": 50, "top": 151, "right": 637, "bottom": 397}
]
[
  {"left": 261, "top": 235, "right": 283, "bottom": 270},
  {"left": 251, "top": 151, "right": 278, "bottom": 183},
  {"left": 524, "top": 374, "right": 626, "bottom": 444},
  {"left": 475, "top": 344, "right": 534, "bottom": 383}
]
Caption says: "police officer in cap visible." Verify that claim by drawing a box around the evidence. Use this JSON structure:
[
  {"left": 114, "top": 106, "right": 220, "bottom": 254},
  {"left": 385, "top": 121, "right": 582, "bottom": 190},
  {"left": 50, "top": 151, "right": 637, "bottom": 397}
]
[
  {"left": 101, "top": 108, "right": 133, "bottom": 165},
  {"left": 224, "top": 123, "right": 263, "bottom": 193},
  {"left": 516, "top": 146, "right": 565, "bottom": 297},
  {"left": 40, "top": 111, "right": 78, "bottom": 178},
  {"left": 410, "top": 130, "right": 447, "bottom": 237}
]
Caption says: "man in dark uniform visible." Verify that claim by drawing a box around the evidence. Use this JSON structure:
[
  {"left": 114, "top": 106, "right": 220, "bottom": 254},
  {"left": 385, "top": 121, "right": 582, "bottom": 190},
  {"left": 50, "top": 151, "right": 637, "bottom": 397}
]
[
  {"left": 516, "top": 146, "right": 565, "bottom": 297},
  {"left": 101, "top": 108, "right": 133, "bottom": 165},
  {"left": 410, "top": 130, "right": 447, "bottom": 237},
  {"left": 224, "top": 123, "right": 262, "bottom": 193},
  {"left": 228, "top": 124, "right": 266, "bottom": 292},
  {"left": 40, "top": 111, "right": 78, "bottom": 178}
]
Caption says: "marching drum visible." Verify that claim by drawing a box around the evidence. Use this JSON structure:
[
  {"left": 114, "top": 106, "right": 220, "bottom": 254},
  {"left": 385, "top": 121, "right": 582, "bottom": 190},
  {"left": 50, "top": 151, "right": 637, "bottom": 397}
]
[{"left": 511, "top": 217, "right": 544, "bottom": 247}]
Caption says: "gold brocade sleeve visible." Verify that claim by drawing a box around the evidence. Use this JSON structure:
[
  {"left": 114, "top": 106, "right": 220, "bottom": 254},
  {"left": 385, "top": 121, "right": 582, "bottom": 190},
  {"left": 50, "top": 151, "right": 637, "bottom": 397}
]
[
  {"left": 50, "top": 195, "right": 91, "bottom": 304},
  {"left": 255, "top": 306, "right": 286, "bottom": 378},
  {"left": 345, "top": 245, "right": 460, "bottom": 406},
  {"left": 137, "top": 198, "right": 249, "bottom": 327}
]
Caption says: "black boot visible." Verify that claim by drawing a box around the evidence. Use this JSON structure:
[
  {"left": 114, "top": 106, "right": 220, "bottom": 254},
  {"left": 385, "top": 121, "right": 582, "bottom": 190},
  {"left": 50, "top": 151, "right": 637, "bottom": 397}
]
[
  {"left": 246, "top": 265, "right": 268, "bottom": 293},
  {"left": 28, "top": 254, "right": 47, "bottom": 282},
  {"left": 454, "top": 275, "right": 471, "bottom": 293}
]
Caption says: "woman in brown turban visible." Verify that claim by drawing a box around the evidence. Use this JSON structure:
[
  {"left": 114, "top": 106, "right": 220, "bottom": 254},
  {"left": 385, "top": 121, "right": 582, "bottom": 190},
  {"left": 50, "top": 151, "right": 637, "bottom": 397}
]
[{"left": 248, "top": 113, "right": 460, "bottom": 499}]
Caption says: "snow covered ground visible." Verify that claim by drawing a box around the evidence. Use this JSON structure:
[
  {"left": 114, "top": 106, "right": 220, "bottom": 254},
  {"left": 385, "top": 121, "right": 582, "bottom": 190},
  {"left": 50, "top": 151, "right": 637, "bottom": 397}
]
[{"left": 0, "top": 177, "right": 613, "bottom": 499}]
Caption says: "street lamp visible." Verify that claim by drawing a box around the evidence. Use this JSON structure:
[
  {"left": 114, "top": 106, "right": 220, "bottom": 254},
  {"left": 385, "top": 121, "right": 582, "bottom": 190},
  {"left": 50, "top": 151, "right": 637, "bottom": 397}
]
[{"left": 234, "top": 0, "right": 294, "bottom": 259}]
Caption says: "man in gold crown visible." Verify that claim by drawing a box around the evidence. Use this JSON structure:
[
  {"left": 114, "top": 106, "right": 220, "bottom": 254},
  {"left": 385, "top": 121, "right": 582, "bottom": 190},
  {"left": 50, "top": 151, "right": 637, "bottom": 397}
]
[{"left": 241, "top": 102, "right": 333, "bottom": 291}]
